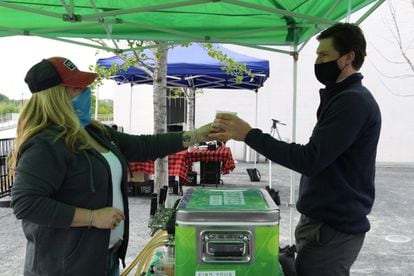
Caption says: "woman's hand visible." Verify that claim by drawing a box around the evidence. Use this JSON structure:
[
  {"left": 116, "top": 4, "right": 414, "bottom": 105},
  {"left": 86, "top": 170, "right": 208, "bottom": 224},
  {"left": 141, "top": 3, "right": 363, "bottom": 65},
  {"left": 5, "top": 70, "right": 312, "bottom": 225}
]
[
  {"left": 182, "top": 123, "right": 213, "bottom": 147},
  {"left": 92, "top": 207, "right": 125, "bottom": 229},
  {"left": 72, "top": 207, "right": 124, "bottom": 229},
  {"left": 195, "top": 123, "right": 213, "bottom": 143}
]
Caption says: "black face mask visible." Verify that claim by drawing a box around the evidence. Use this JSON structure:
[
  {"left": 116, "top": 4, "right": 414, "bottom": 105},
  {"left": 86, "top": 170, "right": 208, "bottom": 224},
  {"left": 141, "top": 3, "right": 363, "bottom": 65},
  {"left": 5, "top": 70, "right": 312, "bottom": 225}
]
[{"left": 314, "top": 59, "right": 342, "bottom": 85}]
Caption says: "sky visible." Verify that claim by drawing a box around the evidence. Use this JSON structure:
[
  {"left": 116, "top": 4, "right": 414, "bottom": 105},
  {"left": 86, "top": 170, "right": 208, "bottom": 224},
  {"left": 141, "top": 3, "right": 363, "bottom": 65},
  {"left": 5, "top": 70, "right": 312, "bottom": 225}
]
[{"left": 0, "top": 37, "right": 116, "bottom": 100}]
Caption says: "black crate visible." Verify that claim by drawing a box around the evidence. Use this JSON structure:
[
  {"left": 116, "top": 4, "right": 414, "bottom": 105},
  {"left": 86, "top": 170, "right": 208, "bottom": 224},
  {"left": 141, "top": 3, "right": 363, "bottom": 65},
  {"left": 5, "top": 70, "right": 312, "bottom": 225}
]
[
  {"left": 246, "top": 168, "right": 261, "bottom": 182},
  {"left": 187, "top": 171, "right": 197, "bottom": 186},
  {"left": 128, "top": 180, "right": 154, "bottom": 196},
  {"left": 168, "top": 180, "right": 181, "bottom": 195},
  {"left": 200, "top": 161, "right": 221, "bottom": 185}
]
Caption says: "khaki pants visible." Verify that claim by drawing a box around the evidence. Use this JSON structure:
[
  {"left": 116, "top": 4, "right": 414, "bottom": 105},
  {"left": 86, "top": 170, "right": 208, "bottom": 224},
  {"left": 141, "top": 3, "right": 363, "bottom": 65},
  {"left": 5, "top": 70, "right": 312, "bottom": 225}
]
[{"left": 295, "top": 215, "right": 365, "bottom": 276}]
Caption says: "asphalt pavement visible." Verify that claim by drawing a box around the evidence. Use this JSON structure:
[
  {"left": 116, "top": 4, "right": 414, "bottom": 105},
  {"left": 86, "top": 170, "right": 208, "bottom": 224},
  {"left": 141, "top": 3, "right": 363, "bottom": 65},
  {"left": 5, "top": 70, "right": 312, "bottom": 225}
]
[{"left": 0, "top": 161, "right": 413, "bottom": 275}]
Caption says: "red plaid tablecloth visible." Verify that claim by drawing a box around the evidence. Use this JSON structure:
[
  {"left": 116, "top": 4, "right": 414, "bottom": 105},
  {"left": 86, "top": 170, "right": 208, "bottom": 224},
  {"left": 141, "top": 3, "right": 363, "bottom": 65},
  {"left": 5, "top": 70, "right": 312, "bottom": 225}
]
[
  {"left": 129, "top": 147, "right": 235, "bottom": 182},
  {"left": 129, "top": 150, "right": 189, "bottom": 180},
  {"left": 186, "top": 147, "right": 235, "bottom": 174}
]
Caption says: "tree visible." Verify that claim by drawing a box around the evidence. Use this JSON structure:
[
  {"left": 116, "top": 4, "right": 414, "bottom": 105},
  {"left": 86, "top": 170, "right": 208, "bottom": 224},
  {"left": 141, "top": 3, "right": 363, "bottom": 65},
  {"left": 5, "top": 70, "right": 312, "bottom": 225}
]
[
  {"left": 369, "top": 0, "right": 414, "bottom": 96},
  {"left": 91, "top": 41, "right": 253, "bottom": 194},
  {"left": 151, "top": 43, "right": 169, "bottom": 193},
  {"left": 97, "top": 99, "right": 113, "bottom": 115},
  {"left": 0, "top": 102, "right": 20, "bottom": 115},
  {"left": 0, "top": 93, "right": 23, "bottom": 115},
  {"left": 91, "top": 94, "right": 113, "bottom": 115},
  {"left": 0, "top": 93, "right": 10, "bottom": 102},
  {"left": 172, "top": 43, "right": 255, "bottom": 131},
  {"left": 387, "top": 0, "right": 413, "bottom": 74},
  {"left": 91, "top": 41, "right": 170, "bottom": 193}
]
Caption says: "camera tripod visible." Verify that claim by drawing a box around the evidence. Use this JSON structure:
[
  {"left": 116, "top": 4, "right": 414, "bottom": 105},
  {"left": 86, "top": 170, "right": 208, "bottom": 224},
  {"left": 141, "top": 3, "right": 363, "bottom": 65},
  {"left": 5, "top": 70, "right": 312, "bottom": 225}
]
[
  {"left": 270, "top": 119, "right": 285, "bottom": 140},
  {"left": 268, "top": 119, "right": 285, "bottom": 188}
]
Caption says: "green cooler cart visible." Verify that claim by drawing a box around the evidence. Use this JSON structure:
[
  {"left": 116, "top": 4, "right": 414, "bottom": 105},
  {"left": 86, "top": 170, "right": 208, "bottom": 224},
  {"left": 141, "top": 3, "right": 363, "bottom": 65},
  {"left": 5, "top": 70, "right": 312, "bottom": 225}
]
[{"left": 175, "top": 188, "right": 281, "bottom": 276}]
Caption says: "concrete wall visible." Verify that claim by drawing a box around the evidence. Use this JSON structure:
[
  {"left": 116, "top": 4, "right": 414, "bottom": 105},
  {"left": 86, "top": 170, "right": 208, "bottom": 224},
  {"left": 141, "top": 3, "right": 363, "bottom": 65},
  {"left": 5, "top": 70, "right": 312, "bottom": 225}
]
[{"left": 113, "top": 84, "right": 154, "bottom": 134}]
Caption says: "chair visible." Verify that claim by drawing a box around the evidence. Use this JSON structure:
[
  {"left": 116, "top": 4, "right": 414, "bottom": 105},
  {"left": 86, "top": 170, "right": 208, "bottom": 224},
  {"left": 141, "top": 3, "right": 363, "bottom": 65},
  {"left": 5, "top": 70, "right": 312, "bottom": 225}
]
[{"left": 200, "top": 161, "right": 223, "bottom": 188}]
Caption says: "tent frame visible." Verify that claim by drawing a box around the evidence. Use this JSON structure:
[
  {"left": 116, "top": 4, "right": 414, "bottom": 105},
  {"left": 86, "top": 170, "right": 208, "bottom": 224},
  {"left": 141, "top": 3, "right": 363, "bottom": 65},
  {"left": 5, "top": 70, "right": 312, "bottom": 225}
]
[{"left": 0, "top": 0, "right": 384, "bottom": 54}]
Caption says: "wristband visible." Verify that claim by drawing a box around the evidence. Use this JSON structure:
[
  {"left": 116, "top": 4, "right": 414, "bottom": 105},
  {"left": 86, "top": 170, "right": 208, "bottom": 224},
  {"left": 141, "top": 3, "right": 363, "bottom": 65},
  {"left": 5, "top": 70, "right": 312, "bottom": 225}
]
[{"left": 88, "top": 210, "right": 94, "bottom": 229}]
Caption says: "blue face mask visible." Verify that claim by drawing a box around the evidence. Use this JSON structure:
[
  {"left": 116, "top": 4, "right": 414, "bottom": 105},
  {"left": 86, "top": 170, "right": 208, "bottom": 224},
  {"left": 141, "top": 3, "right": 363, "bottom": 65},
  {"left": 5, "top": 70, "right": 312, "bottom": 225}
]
[{"left": 71, "top": 87, "right": 92, "bottom": 127}]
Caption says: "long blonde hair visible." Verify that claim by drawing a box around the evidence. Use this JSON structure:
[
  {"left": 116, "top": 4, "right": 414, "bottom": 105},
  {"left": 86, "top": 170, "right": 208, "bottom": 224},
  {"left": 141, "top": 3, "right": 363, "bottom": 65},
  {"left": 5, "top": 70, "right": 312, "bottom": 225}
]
[{"left": 8, "top": 85, "right": 107, "bottom": 173}]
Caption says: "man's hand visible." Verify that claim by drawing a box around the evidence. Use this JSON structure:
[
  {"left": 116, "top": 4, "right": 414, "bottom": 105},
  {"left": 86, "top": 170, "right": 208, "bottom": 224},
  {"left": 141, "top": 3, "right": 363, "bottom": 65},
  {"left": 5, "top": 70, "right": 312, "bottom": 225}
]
[{"left": 209, "top": 114, "right": 252, "bottom": 141}]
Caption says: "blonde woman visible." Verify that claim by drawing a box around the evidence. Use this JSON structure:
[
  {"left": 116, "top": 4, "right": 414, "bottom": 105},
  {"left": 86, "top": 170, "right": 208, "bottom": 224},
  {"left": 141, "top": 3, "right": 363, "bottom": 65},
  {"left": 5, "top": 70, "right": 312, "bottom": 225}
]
[{"left": 10, "top": 57, "right": 211, "bottom": 276}]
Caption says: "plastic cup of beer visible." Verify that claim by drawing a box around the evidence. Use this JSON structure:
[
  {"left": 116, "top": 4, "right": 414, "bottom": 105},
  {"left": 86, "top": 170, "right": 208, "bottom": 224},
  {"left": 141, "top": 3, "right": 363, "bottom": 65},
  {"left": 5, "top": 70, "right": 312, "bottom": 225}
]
[
  {"left": 214, "top": 111, "right": 237, "bottom": 135},
  {"left": 215, "top": 110, "right": 237, "bottom": 117}
]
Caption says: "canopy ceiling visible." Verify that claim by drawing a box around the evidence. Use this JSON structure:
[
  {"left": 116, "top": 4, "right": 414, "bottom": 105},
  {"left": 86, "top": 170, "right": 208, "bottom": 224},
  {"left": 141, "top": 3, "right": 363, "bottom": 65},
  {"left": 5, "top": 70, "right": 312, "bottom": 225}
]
[
  {"left": 96, "top": 44, "right": 269, "bottom": 90},
  {"left": 0, "top": 0, "right": 384, "bottom": 53}
]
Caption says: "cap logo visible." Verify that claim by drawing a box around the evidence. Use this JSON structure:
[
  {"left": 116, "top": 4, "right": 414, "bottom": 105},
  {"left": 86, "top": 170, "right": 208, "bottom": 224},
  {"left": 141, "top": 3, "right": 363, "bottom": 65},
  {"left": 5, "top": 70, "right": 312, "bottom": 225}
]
[{"left": 63, "top": 59, "right": 77, "bottom": 71}]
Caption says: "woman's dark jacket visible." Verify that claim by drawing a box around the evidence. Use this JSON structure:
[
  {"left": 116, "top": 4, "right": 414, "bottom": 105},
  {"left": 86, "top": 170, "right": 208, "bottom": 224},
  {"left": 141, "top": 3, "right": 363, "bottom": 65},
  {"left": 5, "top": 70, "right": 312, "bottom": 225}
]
[{"left": 11, "top": 125, "right": 185, "bottom": 276}]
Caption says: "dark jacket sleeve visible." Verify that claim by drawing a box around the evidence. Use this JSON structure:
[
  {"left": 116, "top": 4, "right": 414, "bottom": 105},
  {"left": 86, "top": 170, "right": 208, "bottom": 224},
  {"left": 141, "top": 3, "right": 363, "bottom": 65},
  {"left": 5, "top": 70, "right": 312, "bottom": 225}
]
[
  {"left": 245, "top": 91, "right": 371, "bottom": 176},
  {"left": 11, "top": 138, "right": 75, "bottom": 228},
  {"left": 109, "top": 129, "right": 186, "bottom": 162}
]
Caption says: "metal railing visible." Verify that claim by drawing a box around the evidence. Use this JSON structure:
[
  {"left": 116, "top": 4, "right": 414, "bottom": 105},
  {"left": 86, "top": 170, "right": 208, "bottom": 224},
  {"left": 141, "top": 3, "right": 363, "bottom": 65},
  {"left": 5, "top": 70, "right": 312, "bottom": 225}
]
[
  {"left": 0, "top": 113, "right": 113, "bottom": 130},
  {"left": 0, "top": 113, "right": 18, "bottom": 130},
  {"left": 0, "top": 138, "right": 15, "bottom": 198},
  {"left": 96, "top": 114, "right": 113, "bottom": 123},
  {"left": 0, "top": 113, "right": 12, "bottom": 123}
]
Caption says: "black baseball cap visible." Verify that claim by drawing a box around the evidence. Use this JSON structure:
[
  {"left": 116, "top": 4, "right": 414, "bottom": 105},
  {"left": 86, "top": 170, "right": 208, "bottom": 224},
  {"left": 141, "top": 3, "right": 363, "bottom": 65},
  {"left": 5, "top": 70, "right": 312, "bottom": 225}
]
[{"left": 24, "top": 57, "right": 97, "bottom": 93}]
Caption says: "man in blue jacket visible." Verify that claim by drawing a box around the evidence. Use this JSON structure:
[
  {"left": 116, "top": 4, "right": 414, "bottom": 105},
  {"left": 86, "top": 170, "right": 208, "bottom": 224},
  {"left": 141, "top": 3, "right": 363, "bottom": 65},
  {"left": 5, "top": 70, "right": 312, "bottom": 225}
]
[{"left": 210, "top": 23, "right": 381, "bottom": 275}]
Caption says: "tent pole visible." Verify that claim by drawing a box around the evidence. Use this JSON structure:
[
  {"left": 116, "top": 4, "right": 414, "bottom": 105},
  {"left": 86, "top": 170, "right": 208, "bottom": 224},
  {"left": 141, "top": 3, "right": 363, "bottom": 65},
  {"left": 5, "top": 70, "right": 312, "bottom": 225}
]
[
  {"left": 60, "top": 0, "right": 74, "bottom": 20},
  {"left": 88, "top": 0, "right": 120, "bottom": 51},
  {"left": 254, "top": 89, "right": 258, "bottom": 168},
  {"left": 0, "top": 1, "right": 60, "bottom": 18},
  {"left": 346, "top": 0, "right": 352, "bottom": 22},
  {"left": 129, "top": 84, "right": 133, "bottom": 133},
  {"left": 82, "top": 0, "right": 211, "bottom": 21},
  {"left": 355, "top": 0, "right": 386, "bottom": 25},
  {"left": 189, "top": 87, "right": 196, "bottom": 130},
  {"left": 94, "top": 86, "right": 99, "bottom": 120},
  {"left": 289, "top": 46, "right": 299, "bottom": 246},
  {"left": 233, "top": 43, "right": 293, "bottom": 55},
  {"left": 222, "top": 0, "right": 336, "bottom": 25},
  {"left": 268, "top": 153, "right": 272, "bottom": 188},
  {"left": 266, "top": 88, "right": 272, "bottom": 188},
  {"left": 36, "top": 35, "right": 116, "bottom": 52}
]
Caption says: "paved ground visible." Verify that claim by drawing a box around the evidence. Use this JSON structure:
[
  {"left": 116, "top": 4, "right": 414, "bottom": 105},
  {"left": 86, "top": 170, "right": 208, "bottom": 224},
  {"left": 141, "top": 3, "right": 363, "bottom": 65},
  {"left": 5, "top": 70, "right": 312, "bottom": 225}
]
[{"left": 1, "top": 161, "right": 413, "bottom": 275}]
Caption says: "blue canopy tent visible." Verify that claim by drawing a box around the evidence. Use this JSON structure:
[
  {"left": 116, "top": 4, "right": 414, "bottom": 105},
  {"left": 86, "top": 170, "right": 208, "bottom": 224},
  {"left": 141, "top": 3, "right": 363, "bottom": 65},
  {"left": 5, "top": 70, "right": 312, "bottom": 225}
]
[
  {"left": 97, "top": 43, "right": 269, "bottom": 165},
  {"left": 96, "top": 43, "right": 269, "bottom": 90},
  {"left": 97, "top": 43, "right": 270, "bottom": 186}
]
